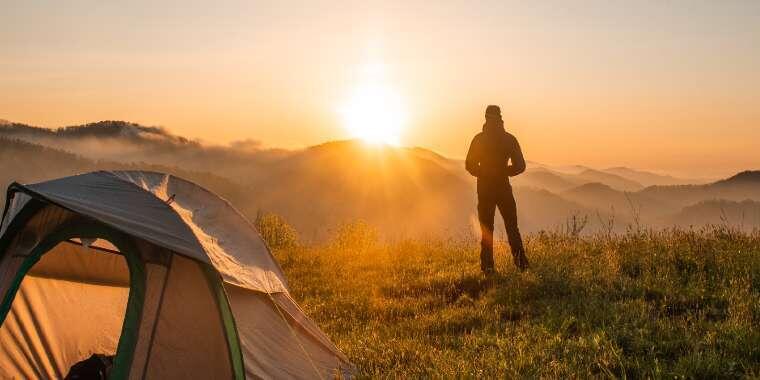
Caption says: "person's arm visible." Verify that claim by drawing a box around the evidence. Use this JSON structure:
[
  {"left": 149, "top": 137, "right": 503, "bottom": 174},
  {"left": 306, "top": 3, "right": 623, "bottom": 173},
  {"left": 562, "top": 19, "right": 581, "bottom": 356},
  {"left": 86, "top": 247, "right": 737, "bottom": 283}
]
[
  {"left": 505, "top": 137, "right": 525, "bottom": 176},
  {"left": 465, "top": 136, "right": 480, "bottom": 177}
]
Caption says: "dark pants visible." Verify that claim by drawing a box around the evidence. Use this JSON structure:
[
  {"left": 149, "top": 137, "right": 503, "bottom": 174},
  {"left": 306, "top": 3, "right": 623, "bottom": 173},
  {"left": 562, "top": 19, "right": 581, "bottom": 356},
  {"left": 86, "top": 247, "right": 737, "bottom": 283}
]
[{"left": 477, "top": 184, "right": 526, "bottom": 272}]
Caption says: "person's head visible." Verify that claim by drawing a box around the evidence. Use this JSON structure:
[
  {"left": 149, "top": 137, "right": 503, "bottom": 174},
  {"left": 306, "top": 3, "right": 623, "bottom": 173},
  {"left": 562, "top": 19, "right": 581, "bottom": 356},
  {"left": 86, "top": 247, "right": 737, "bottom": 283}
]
[
  {"left": 485, "top": 105, "right": 502, "bottom": 122},
  {"left": 482, "top": 105, "right": 505, "bottom": 132}
]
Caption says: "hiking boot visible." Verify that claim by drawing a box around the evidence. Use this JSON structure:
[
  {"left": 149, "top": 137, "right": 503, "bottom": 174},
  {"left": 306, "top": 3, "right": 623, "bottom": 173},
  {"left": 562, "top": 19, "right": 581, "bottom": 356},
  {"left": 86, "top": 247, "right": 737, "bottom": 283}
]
[
  {"left": 480, "top": 247, "right": 495, "bottom": 274},
  {"left": 512, "top": 251, "right": 529, "bottom": 272}
]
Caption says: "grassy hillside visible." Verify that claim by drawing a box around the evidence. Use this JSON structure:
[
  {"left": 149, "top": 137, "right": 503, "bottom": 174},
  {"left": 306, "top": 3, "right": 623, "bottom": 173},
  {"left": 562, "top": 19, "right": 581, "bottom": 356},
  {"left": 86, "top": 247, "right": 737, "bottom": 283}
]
[{"left": 269, "top": 223, "right": 760, "bottom": 378}]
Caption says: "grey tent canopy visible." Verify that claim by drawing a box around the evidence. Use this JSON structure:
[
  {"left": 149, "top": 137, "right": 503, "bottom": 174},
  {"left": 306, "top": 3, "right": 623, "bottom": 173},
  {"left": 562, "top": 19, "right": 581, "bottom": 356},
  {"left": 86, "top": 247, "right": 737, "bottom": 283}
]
[{"left": 0, "top": 171, "right": 352, "bottom": 379}]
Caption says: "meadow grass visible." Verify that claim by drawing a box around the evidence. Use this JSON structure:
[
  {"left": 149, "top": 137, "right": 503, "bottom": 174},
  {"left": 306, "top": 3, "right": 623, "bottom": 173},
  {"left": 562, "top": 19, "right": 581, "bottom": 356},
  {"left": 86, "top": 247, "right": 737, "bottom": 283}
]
[{"left": 267, "top": 220, "right": 760, "bottom": 378}]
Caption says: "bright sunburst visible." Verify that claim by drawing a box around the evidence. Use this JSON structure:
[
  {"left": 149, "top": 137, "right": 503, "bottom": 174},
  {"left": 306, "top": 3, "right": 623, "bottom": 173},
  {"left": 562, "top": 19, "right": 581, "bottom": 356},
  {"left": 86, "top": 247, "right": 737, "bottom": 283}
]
[{"left": 340, "top": 66, "right": 407, "bottom": 146}]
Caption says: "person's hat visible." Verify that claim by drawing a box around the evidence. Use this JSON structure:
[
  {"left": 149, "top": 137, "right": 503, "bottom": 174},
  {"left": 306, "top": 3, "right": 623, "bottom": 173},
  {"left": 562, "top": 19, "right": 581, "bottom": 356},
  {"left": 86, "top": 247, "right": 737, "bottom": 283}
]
[{"left": 485, "top": 105, "right": 501, "bottom": 118}]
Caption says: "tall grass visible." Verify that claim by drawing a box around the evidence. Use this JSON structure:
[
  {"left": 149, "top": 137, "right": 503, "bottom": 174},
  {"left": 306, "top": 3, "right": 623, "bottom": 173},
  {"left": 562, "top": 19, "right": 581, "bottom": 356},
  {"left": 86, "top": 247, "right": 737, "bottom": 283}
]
[{"left": 263, "top": 219, "right": 760, "bottom": 378}]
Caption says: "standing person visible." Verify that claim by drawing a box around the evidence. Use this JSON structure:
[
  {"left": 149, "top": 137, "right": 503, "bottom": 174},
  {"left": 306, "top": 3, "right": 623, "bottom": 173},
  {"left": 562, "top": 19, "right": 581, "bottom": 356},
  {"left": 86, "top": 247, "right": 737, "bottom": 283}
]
[{"left": 465, "top": 105, "right": 529, "bottom": 274}]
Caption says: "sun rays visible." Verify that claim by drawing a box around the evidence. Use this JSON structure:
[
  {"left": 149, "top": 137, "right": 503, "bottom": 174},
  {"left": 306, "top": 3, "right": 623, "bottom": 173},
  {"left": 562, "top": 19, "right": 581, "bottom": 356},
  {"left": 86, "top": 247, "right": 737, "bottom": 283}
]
[{"left": 339, "top": 63, "right": 407, "bottom": 146}]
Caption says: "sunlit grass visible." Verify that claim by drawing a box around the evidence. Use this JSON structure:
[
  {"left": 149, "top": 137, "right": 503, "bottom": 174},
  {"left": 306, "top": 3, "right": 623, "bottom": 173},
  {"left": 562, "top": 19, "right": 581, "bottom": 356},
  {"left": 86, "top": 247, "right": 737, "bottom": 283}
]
[{"left": 259, "top": 216, "right": 760, "bottom": 378}]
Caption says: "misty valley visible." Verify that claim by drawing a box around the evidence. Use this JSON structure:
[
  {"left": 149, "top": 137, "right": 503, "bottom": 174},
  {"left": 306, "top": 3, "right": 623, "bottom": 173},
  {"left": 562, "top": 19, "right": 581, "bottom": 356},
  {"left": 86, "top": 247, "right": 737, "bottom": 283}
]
[{"left": 2, "top": 120, "right": 758, "bottom": 241}]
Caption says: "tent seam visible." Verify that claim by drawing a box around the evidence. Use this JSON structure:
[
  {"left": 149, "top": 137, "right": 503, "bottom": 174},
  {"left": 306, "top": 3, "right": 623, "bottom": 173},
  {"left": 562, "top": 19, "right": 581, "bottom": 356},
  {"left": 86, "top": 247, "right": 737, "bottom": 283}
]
[
  {"left": 140, "top": 253, "right": 173, "bottom": 378},
  {"left": 267, "top": 292, "right": 325, "bottom": 380}
]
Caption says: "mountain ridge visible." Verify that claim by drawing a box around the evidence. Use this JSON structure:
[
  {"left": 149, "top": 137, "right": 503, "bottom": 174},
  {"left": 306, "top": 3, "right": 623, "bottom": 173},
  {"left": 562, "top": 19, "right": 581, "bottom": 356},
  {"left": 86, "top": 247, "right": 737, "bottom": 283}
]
[
  {"left": 2, "top": 119, "right": 758, "bottom": 236},
  {"left": 0, "top": 119, "right": 708, "bottom": 187},
  {"left": 714, "top": 170, "right": 760, "bottom": 185}
]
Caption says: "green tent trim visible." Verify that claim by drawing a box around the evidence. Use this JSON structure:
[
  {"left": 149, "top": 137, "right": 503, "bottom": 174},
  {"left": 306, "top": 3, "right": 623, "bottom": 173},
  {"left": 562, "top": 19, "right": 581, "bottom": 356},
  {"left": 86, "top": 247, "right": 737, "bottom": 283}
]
[
  {"left": 203, "top": 265, "right": 246, "bottom": 380},
  {"left": 0, "top": 219, "right": 146, "bottom": 380}
]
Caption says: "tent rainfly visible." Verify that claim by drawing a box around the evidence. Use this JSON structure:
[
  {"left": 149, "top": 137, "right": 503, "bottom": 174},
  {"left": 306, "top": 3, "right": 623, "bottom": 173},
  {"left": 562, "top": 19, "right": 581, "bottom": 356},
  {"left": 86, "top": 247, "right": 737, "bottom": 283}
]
[{"left": 0, "top": 171, "right": 352, "bottom": 379}]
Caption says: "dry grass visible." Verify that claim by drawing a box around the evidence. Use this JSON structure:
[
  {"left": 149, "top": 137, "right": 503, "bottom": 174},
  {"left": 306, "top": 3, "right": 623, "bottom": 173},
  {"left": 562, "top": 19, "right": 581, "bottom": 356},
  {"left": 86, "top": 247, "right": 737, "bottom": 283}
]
[{"left": 268, "top": 220, "right": 760, "bottom": 378}]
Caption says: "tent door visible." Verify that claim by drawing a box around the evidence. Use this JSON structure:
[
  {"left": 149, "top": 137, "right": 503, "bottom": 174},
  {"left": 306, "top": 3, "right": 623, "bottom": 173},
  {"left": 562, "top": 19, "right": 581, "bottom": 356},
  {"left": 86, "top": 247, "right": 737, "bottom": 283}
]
[{"left": 0, "top": 222, "right": 145, "bottom": 380}]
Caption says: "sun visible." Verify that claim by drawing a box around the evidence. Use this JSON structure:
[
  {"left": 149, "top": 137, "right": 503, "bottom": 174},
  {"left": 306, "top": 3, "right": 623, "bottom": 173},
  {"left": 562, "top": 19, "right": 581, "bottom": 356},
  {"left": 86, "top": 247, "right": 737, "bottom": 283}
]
[{"left": 340, "top": 80, "right": 406, "bottom": 146}]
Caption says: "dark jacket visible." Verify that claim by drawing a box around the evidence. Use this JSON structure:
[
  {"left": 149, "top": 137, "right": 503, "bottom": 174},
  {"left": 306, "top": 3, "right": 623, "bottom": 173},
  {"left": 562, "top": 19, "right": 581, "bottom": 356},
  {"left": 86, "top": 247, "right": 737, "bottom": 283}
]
[{"left": 465, "top": 121, "right": 525, "bottom": 191}]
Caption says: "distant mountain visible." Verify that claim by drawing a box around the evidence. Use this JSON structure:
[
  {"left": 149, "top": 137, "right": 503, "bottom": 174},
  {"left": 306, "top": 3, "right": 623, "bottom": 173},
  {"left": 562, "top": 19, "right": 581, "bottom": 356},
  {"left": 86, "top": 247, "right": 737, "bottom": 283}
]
[
  {"left": 640, "top": 170, "right": 760, "bottom": 209},
  {"left": 244, "top": 140, "right": 606, "bottom": 237},
  {"left": 604, "top": 167, "right": 707, "bottom": 187},
  {"left": 0, "top": 137, "right": 251, "bottom": 213},
  {"left": 535, "top": 164, "right": 593, "bottom": 175},
  {"left": 0, "top": 120, "right": 695, "bottom": 192},
  {"left": 515, "top": 166, "right": 697, "bottom": 194},
  {"left": 512, "top": 168, "right": 582, "bottom": 193},
  {"left": 0, "top": 120, "right": 193, "bottom": 144},
  {"left": 575, "top": 169, "right": 643, "bottom": 192},
  {"left": 563, "top": 182, "right": 621, "bottom": 201},
  {"left": 0, "top": 137, "right": 96, "bottom": 190},
  {"left": 667, "top": 199, "right": 760, "bottom": 229},
  {"left": 529, "top": 164, "right": 707, "bottom": 188},
  {"left": 561, "top": 182, "right": 671, "bottom": 223},
  {"left": 0, "top": 136, "right": 584, "bottom": 238},
  {"left": 0, "top": 121, "right": 290, "bottom": 182},
  {"left": 713, "top": 170, "right": 760, "bottom": 186},
  {"left": 2, "top": 119, "right": 758, "bottom": 237},
  {"left": 245, "top": 140, "right": 475, "bottom": 237},
  {"left": 512, "top": 187, "right": 588, "bottom": 231}
]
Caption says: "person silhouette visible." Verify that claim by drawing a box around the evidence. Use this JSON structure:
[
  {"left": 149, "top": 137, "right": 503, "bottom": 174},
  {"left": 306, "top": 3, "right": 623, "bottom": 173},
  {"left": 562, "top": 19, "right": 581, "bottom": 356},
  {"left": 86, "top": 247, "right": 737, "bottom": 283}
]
[{"left": 465, "top": 105, "right": 529, "bottom": 274}]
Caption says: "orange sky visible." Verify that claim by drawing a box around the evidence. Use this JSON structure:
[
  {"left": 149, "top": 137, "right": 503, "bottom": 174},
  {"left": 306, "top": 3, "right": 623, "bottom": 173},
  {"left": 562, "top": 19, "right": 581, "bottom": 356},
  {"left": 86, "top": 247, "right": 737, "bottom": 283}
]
[{"left": 2, "top": 1, "right": 759, "bottom": 177}]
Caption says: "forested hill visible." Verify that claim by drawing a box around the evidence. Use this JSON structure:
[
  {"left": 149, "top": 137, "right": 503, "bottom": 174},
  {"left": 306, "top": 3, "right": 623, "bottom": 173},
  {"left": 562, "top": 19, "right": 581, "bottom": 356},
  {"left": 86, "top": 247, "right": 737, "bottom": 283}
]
[{"left": 1, "top": 120, "right": 759, "bottom": 238}]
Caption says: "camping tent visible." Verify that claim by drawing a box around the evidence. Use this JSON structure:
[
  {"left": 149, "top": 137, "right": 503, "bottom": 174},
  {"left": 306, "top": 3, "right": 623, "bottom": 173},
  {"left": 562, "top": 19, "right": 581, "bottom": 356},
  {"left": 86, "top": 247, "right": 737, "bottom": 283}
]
[{"left": 0, "top": 171, "right": 352, "bottom": 379}]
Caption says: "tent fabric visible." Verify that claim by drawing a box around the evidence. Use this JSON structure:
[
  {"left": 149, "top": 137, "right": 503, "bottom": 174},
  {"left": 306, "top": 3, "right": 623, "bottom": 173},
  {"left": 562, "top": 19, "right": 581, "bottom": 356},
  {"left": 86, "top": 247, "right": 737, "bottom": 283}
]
[
  {"left": 0, "top": 204, "right": 78, "bottom": 310},
  {"left": 0, "top": 276, "right": 128, "bottom": 379},
  {"left": 143, "top": 255, "right": 233, "bottom": 379},
  {"left": 0, "top": 171, "right": 352, "bottom": 379},
  {"left": 269, "top": 292, "right": 350, "bottom": 365},
  {"left": 112, "top": 171, "right": 288, "bottom": 293},
  {"left": 21, "top": 172, "right": 209, "bottom": 265},
  {"left": 30, "top": 241, "right": 130, "bottom": 287},
  {"left": 0, "top": 192, "right": 32, "bottom": 238},
  {"left": 0, "top": 242, "right": 130, "bottom": 379},
  {"left": 226, "top": 285, "right": 352, "bottom": 379},
  {"left": 127, "top": 263, "right": 167, "bottom": 380},
  {"left": 12, "top": 171, "right": 287, "bottom": 294}
]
